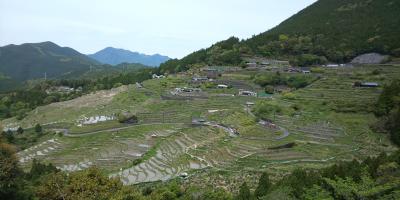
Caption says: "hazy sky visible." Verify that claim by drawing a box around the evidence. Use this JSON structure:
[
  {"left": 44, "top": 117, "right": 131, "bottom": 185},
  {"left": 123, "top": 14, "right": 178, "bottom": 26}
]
[{"left": 0, "top": 0, "right": 317, "bottom": 58}]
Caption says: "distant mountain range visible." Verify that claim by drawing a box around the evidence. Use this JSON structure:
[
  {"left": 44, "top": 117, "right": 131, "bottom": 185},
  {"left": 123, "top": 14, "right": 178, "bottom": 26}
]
[
  {"left": 88, "top": 47, "right": 170, "bottom": 67},
  {"left": 0, "top": 42, "right": 152, "bottom": 92}
]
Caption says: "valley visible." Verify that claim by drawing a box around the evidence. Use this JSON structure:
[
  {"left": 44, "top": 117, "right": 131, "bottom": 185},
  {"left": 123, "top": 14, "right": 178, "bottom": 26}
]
[
  {"left": 2, "top": 0, "right": 400, "bottom": 199},
  {"left": 3, "top": 63, "right": 398, "bottom": 190}
]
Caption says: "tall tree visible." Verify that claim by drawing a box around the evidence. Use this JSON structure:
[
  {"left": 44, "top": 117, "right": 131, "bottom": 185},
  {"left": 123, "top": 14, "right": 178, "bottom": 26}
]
[
  {"left": 255, "top": 172, "right": 271, "bottom": 198},
  {"left": 236, "top": 182, "right": 251, "bottom": 200},
  {"left": 0, "top": 141, "right": 26, "bottom": 199},
  {"left": 17, "top": 127, "right": 24, "bottom": 134},
  {"left": 34, "top": 124, "right": 42, "bottom": 134}
]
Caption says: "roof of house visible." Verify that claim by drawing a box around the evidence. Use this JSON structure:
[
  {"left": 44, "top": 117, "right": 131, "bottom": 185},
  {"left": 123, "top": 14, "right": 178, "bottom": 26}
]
[{"left": 361, "top": 82, "right": 379, "bottom": 86}]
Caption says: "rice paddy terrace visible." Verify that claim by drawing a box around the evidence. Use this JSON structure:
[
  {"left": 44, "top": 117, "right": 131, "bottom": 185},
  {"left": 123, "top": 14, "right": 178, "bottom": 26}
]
[{"left": 3, "top": 64, "right": 399, "bottom": 188}]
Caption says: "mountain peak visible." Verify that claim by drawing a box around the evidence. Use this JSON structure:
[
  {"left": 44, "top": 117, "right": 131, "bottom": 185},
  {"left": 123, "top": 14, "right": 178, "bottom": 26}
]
[
  {"left": 88, "top": 47, "right": 170, "bottom": 67},
  {"left": 0, "top": 41, "right": 99, "bottom": 90}
]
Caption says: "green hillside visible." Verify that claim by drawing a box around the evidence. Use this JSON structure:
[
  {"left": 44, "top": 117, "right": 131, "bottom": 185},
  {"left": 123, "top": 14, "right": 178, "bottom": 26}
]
[
  {"left": 245, "top": 0, "right": 400, "bottom": 60},
  {"left": 159, "top": 0, "right": 400, "bottom": 73},
  {"left": 0, "top": 42, "right": 99, "bottom": 90}
]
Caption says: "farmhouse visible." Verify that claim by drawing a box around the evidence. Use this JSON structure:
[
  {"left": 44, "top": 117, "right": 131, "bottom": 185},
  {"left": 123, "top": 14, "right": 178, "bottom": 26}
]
[
  {"left": 239, "top": 90, "right": 257, "bottom": 97},
  {"left": 136, "top": 82, "right": 143, "bottom": 88},
  {"left": 244, "top": 58, "right": 290, "bottom": 70},
  {"left": 192, "top": 118, "right": 206, "bottom": 126},
  {"left": 183, "top": 87, "right": 202, "bottom": 93},
  {"left": 360, "top": 82, "right": 379, "bottom": 87},
  {"left": 285, "top": 67, "right": 302, "bottom": 73},
  {"left": 217, "top": 84, "right": 228, "bottom": 89},
  {"left": 201, "top": 68, "right": 222, "bottom": 79},
  {"left": 46, "top": 86, "right": 77, "bottom": 94},
  {"left": 246, "top": 62, "right": 257, "bottom": 67},
  {"left": 327, "top": 64, "right": 339, "bottom": 67},
  {"left": 270, "top": 60, "right": 290, "bottom": 67},
  {"left": 353, "top": 81, "right": 379, "bottom": 88},
  {"left": 192, "top": 76, "right": 209, "bottom": 82},
  {"left": 152, "top": 74, "right": 165, "bottom": 79},
  {"left": 261, "top": 61, "right": 270, "bottom": 66},
  {"left": 246, "top": 102, "right": 255, "bottom": 106},
  {"left": 172, "top": 87, "right": 202, "bottom": 95},
  {"left": 301, "top": 67, "right": 311, "bottom": 74}
]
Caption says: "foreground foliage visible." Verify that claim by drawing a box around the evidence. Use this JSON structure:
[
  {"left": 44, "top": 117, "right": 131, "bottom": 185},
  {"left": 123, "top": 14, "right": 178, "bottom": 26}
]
[
  {"left": 374, "top": 80, "right": 400, "bottom": 145},
  {"left": 1, "top": 134, "right": 400, "bottom": 200}
]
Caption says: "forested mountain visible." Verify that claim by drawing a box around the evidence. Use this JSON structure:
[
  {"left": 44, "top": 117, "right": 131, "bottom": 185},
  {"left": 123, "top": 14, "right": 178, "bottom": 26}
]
[
  {"left": 0, "top": 42, "right": 99, "bottom": 90},
  {"left": 159, "top": 0, "right": 400, "bottom": 73},
  {"left": 245, "top": 0, "right": 400, "bottom": 61},
  {"left": 88, "top": 47, "right": 170, "bottom": 67}
]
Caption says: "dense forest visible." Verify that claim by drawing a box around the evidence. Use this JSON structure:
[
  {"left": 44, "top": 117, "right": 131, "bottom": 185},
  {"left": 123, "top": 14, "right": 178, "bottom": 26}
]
[
  {"left": 254, "top": 0, "right": 400, "bottom": 58},
  {"left": 1, "top": 134, "right": 400, "bottom": 200},
  {"left": 159, "top": 0, "right": 400, "bottom": 73}
]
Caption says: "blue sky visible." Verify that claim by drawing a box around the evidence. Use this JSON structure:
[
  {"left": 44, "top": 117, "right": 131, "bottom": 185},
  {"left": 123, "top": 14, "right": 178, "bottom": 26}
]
[{"left": 0, "top": 0, "right": 317, "bottom": 58}]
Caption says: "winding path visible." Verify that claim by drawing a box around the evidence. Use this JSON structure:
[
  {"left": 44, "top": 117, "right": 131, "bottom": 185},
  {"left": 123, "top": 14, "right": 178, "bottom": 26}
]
[
  {"left": 54, "top": 123, "right": 186, "bottom": 138},
  {"left": 245, "top": 105, "right": 291, "bottom": 140}
]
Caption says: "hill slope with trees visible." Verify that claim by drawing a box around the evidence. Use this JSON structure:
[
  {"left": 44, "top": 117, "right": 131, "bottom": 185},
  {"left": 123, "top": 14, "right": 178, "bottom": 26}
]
[
  {"left": 159, "top": 0, "right": 400, "bottom": 73},
  {"left": 0, "top": 42, "right": 100, "bottom": 90}
]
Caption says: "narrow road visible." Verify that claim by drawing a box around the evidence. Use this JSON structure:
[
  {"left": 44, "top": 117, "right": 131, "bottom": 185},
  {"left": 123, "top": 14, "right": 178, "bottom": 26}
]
[
  {"left": 54, "top": 123, "right": 186, "bottom": 138},
  {"left": 245, "top": 105, "right": 290, "bottom": 140},
  {"left": 203, "top": 121, "right": 238, "bottom": 137}
]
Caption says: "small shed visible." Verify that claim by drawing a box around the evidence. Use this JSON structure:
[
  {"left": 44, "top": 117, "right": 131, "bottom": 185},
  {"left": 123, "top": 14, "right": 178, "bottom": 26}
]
[
  {"left": 192, "top": 77, "right": 209, "bottom": 82},
  {"left": 360, "top": 82, "right": 379, "bottom": 87},
  {"left": 217, "top": 84, "right": 228, "bottom": 89},
  {"left": 353, "top": 81, "right": 379, "bottom": 88},
  {"left": 135, "top": 82, "right": 143, "bottom": 88},
  {"left": 245, "top": 102, "right": 255, "bottom": 106},
  {"left": 152, "top": 74, "right": 165, "bottom": 79},
  {"left": 192, "top": 118, "right": 206, "bottom": 126},
  {"left": 239, "top": 90, "right": 257, "bottom": 97}
]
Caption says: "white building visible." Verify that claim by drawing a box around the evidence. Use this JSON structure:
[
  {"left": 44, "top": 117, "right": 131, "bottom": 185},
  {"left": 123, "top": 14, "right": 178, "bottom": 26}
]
[
  {"left": 152, "top": 74, "right": 165, "bottom": 79},
  {"left": 239, "top": 90, "right": 257, "bottom": 97},
  {"left": 217, "top": 84, "right": 228, "bottom": 89}
]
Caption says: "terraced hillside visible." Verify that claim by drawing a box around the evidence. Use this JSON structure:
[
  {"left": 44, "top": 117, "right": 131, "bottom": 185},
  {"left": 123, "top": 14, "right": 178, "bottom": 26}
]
[{"left": 2, "top": 64, "right": 399, "bottom": 188}]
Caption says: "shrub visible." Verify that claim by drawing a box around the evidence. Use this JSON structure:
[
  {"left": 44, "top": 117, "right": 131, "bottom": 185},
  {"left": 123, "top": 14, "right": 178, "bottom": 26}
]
[
  {"left": 34, "top": 124, "right": 42, "bottom": 134},
  {"left": 265, "top": 85, "right": 274, "bottom": 94},
  {"left": 118, "top": 112, "right": 138, "bottom": 124},
  {"left": 253, "top": 101, "right": 283, "bottom": 118},
  {"left": 16, "top": 127, "right": 23, "bottom": 134}
]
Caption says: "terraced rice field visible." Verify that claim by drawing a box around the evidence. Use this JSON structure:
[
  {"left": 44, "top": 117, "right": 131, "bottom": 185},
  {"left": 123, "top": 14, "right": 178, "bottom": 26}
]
[
  {"left": 18, "top": 138, "right": 64, "bottom": 166},
  {"left": 112, "top": 127, "right": 218, "bottom": 184},
  {"left": 7, "top": 65, "right": 400, "bottom": 186}
]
